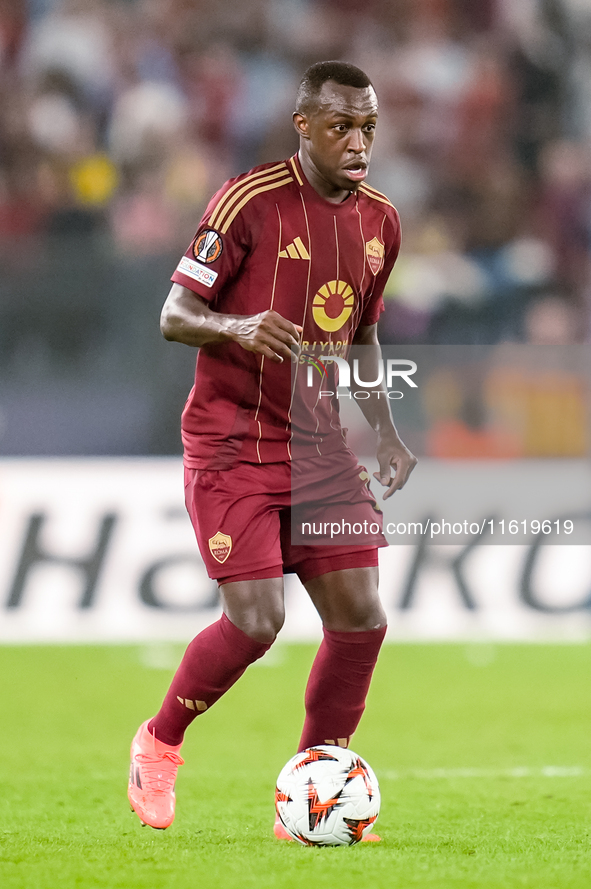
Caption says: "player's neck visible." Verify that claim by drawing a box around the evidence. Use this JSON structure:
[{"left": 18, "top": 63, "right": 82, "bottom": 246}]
[{"left": 297, "top": 151, "right": 354, "bottom": 204}]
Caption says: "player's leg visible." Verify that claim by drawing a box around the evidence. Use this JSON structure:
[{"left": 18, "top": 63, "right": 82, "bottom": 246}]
[
  {"left": 303, "top": 564, "right": 384, "bottom": 633},
  {"left": 149, "top": 464, "right": 287, "bottom": 742},
  {"left": 298, "top": 564, "right": 387, "bottom": 752},
  {"left": 148, "top": 577, "right": 284, "bottom": 746},
  {"left": 273, "top": 560, "right": 386, "bottom": 841},
  {"left": 129, "top": 462, "right": 288, "bottom": 828},
  {"left": 217, "top": 575, "right": 285, "bottom": 643},
  {"left": 287, "top": 450, "right": 388, "bottom": 750},
  {"left": 148, "top": 576, "right": 284, "bottom": 746},
  {"left": 129, "top": 577, "right": 283, "bottom": 828}
]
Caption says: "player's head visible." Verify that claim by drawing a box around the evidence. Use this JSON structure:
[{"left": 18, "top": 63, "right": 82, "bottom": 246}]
[
  {"left": 295, "top": 61, "right": 374, "bottom": 116},
  {"left": 293, "top": 61, "right": 378, "bottom": 199}
]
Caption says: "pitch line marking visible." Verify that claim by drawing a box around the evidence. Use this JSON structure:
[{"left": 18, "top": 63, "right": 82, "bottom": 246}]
[{"left": 382, "top": 766, "right": 586, "bottom": 780}]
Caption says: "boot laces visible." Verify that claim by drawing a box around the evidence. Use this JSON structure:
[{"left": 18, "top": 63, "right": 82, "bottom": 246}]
[{"left": 135, "top": 751, "right": 184, "bottom": 793}]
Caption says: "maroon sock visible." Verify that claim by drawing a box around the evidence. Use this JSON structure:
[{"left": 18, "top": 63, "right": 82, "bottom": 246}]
[
  {"left": 148, "top": 613, "right": 272, "bottom": 746},
  {"left": 297, "top": 626, "right": 387, "bottom": 752}
]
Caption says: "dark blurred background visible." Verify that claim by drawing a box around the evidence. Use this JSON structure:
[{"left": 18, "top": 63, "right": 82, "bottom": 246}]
[{"left": 1, "top": 0, "right": 590, "bottom": 456}]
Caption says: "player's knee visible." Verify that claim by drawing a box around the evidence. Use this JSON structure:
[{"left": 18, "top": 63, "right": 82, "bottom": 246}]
[
  {"left": 344, "top": 586, "right": 387, "bottom": 631},
  {"left": 244, "top": 607, "right": 285, "bottom": 644},
  {"left": 327, "top": 602, "right": 387, "bottom": 633},
  {"left": 230, "top": 601, "right": 285, "bottom": 644},
  {"left": 220, "top": 578, "right": 285, "bottom": 643},
  {"left": 351, "top": 611, "right": 387, "bottom": 632}
]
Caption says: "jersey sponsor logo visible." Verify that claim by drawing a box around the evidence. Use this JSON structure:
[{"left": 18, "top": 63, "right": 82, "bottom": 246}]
[
  {"left": 279, "top": 236, "right": 310, "bottom": 260},
  {"left": 176, "top": 256, "right": 218, "bottom": 288},
  {"left": 365, "top": 237, "right": 385, "bottom": 275},
  {"left": 312, "top": 280, "right": 355, "bottom": 332},
  {"left": 193, "top": 229, "right": 223, "bottom": 264},
  {"left": 208, "top": 531, "right": 232, "bottom": 563}
]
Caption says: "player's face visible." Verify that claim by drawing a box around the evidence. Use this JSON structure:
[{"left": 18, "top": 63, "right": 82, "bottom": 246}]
[{"left": 294, "top": 81, "right": 379, "bottom": 201}]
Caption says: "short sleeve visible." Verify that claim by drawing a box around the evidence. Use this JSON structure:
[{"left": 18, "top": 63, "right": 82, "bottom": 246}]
[{"left": 171, "top": 189, "right": 250, "bottom": 302}]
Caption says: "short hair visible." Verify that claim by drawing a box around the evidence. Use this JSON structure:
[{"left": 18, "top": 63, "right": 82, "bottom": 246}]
[{"left": 296, "top": 61, "right": 373, "bottom": 114}]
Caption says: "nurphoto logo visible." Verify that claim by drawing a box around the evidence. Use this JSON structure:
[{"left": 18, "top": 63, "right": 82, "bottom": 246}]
[{"left": 303, "top": 354, "right": 418, "bottom": 400}]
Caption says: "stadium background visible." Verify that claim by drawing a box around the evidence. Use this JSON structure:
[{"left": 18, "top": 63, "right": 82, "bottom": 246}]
[
  {"left": 1, "top": 0, "right": 590, "bottom": 643},
  {"left": 1, "top": 5, "right": 590, "bottom": 889}
]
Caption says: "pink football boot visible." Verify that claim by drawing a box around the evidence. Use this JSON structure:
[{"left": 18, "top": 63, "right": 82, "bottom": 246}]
[{"left": 128, "top": 721, "right": 184, "bottom": 829}]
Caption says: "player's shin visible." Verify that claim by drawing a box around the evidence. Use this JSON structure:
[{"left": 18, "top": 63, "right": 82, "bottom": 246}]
[
  {"left": 297, "top": 626, "right": 386, "bottom": 751},
  {"left": 148, "top": 613, "right": 273, "bottom": 746}
]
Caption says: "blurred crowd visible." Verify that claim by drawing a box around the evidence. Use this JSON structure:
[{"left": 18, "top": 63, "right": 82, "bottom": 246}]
[{"left": 1, "top": 0, "right": 591, "bottom": 346}]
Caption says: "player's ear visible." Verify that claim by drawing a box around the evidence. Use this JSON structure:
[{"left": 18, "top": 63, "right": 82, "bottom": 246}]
[{"left": 293, "top": 111, "right": 310, "bottom": 139}]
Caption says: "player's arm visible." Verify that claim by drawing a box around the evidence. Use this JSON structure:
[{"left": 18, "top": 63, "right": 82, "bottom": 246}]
[
  {"left": 160, "top": 283, "right": 302, "bottom": 363},
  {"left": 351, "top": 322, "right": 417, "bottom": 499}
]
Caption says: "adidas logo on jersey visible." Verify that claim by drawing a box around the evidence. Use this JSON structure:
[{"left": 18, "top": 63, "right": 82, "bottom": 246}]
[{"left": 279, "top": 237, "right": 310, "bottom": 260}]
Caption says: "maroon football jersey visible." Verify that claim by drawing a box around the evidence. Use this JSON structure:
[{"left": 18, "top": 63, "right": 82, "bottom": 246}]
[{"left": 171, "top": 154, "right": 401, "bottom": 469}]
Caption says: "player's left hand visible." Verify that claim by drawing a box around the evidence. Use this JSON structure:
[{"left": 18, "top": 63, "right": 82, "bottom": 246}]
[{"left": 373, "top": 431, "right": 417, "bottom": 500}]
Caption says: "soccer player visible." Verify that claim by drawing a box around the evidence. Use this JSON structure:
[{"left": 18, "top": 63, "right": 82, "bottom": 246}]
[{"left": 128, "top": 60, "right": 417, "bottom": 838}]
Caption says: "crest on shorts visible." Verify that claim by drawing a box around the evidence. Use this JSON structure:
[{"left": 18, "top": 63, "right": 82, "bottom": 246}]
[
  {"left": 365, "top": 237, "right": 385, "bottom": 275},
  {"left": 193, "top": 229, "right": 223, "bottom": 264},
  {"left": 208, "top": 531, "right": 232, "bottom": 563}
]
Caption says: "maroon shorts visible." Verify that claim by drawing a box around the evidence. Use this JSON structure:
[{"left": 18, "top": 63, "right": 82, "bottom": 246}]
[{"left": 184, "top": 450, "right": 386, "bottom": 584}]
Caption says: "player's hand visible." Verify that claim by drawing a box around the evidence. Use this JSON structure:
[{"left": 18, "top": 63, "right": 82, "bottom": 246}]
[
  {"left": 373, "top": 431, "right": 417, "bottom": 500},
  {"left": 233, "top": 310, "right": 302, "bottom": 363}
]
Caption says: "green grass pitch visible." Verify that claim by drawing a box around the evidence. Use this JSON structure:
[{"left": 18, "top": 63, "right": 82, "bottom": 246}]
[{"left": 0, "top": 641, "right": 589, "bottom": 888}]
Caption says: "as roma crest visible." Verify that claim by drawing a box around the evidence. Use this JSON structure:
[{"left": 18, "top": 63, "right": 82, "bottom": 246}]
[
  {"left": 208, "top": 531, "right": 232, "bottom": 563},
  {"left": 365, "top": 237, "right": 385, "bottom": 276}
]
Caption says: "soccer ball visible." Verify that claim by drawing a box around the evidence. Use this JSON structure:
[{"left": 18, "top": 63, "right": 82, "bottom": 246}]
[{"left": 275, "top": 745, "right": 380, "bottom": 846}]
